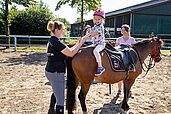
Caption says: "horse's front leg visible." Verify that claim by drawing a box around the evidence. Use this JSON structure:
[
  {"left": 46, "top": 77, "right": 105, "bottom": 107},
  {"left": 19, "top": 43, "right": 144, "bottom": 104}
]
[
  {"left": 78, "top": 83, "right": 91, "bottom": 114},
  {"left": 121, "top": 80, "right": 129, "bottom": 111}
]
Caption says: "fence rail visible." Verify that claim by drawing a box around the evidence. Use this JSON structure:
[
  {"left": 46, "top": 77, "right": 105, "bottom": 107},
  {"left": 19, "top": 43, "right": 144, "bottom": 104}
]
[{"left": 0, "top": 35, "right": 171, "bottom": 51}]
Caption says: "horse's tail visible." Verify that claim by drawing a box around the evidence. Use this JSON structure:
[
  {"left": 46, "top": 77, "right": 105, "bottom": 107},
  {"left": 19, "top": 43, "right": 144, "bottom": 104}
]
[{"left": 66, "top": 57, "right": 76, "bottom": 111}]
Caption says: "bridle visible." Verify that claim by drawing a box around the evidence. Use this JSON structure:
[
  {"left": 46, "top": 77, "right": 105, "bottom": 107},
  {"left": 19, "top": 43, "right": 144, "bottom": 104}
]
[{"left": 134, "top": 38, "right": 161, "bottom": 77}]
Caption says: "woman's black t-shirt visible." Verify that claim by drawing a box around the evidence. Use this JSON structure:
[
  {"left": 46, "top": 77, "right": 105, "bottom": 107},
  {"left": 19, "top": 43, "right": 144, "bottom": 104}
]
[{"left": 45, "top": 36, "right": 67, "bottom": 73}]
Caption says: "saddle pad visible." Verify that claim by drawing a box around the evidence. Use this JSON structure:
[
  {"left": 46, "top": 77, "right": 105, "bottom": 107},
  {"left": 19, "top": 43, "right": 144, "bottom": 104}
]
[{"left": 104, "top": 49, "right": 126, "bottom": 72}]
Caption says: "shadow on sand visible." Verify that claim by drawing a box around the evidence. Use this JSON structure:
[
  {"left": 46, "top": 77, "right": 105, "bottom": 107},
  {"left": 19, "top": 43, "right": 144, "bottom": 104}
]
[
  {"left": 1, "top": 51, "right": 47, "bottom": 66},
  {"left": 93, "top": 97, "right": 122, "bottom": 114},
  {"left": 93, "top": 96, "right": 134, "bottom": 114}
]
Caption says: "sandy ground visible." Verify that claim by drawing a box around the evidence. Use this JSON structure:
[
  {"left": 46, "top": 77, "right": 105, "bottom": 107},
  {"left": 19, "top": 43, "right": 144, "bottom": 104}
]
[{"left": 0, "top": 51, "right": 171, "bottom": 114}]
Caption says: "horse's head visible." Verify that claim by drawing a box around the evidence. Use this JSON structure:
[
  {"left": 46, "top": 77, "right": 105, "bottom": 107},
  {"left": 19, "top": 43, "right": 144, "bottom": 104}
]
[{"left": 149, "top": 36, "right": 163, "bottom": 62}]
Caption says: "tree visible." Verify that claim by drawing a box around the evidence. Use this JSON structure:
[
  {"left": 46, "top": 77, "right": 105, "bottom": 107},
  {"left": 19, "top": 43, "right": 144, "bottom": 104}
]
[
  {"left": 10, "top": 2, "right": 70, "bottom": 36},
  {"left": 10, "top": 1, "right": 54, "bottom": 35},
  {"left": 0, "top": 0, "right": 37, "bottom": 48},
  {"left": 55, "top": 0, "right": 101, "bottom": 35},
  {"left": 0, "top": 11, "right": 4, "bottom": 34}
]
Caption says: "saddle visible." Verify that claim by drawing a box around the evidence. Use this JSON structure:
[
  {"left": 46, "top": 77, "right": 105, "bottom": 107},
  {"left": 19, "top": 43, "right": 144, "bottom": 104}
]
[{"left": 105, "top": 43, "right": 138, "bottom": 72}]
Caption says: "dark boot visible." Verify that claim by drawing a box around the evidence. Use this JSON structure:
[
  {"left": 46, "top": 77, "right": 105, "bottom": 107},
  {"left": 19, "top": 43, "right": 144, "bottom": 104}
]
[
  {"left": 48, "top": 93, "right": 56, "bottom": 114},
  {"left": 48, "top": 108, "right": 55, "bottom": 114},
  {"left": 56, "top": 105, "right": 64, "bottom": 114},
  {"left": 50, "top": 93, "right": 56, "bottom": 109}
]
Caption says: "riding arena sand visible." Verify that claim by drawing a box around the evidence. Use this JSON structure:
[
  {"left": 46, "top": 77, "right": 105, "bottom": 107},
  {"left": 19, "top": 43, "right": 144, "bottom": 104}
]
[{"left": 0, "top": 51, "right": 171, "bottom": 114}]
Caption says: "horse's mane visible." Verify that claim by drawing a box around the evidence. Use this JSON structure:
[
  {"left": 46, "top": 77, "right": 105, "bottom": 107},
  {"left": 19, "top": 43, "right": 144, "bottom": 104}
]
[
  {"left": 134, "top": 38, "right": 164, "bottom": 47},
  {"left": 134, "top": 38, "right": 152, "bottom": 46}
]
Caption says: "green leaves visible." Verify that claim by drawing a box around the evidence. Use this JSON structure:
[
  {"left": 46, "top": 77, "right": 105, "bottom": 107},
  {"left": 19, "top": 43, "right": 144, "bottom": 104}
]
[
  {"left": 55, "top": 0, "right": 101, "bottom": 33},
  {"left": 10, "top": 2, "right": 54, "bottom": 35},
  {"left": 55, "top": 0, "right": 70, "bottom": 10},
  {"left": 55, "top": 0, "right": 101, "bottom": 16},
  {"left": 11, "top": 0, "right": 37, "bottom": 7}
]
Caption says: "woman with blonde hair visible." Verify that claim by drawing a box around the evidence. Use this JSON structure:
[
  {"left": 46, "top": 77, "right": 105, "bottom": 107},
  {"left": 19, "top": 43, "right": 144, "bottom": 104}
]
[{"left": 45, "top": 21, "right": 85, "bottom": 114}]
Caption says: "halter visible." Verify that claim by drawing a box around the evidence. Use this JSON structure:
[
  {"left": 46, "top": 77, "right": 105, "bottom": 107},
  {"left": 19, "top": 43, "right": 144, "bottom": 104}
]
[{"left": 152, "top": 40, "right": 161, "bottom": 62}]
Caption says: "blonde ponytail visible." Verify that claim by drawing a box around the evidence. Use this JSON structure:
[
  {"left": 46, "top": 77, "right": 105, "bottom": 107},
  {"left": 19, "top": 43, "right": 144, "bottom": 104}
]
[{"left": 47, "top": 21, "right": 55, "bottom": 32}]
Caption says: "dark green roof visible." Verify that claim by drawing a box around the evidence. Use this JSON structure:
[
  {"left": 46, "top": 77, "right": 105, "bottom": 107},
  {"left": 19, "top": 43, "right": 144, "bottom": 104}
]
[{"left": 106, "top": 0, "right": 170, "bottom": 16}]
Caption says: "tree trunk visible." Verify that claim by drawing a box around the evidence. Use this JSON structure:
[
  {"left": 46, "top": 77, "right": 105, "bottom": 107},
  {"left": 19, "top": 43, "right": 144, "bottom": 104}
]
[
  {"left": 5, "top": 0, "right": 10, "bottom": 48},
  {"left": 81, "top": 0, "right": 84, "bottom": 35}
]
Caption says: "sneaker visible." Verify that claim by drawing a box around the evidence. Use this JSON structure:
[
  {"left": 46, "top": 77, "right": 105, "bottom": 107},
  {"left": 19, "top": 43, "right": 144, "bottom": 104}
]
[
  {"left": 115, "top": 90, "right": 121, "bottom": 98},
  {"left": 95, "top": 67, "right": 105, "bottom": 76}
]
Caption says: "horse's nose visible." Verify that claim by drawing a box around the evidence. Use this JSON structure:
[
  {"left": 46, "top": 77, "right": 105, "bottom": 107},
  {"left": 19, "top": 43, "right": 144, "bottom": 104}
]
[{"left": 154, "top": 56, "right": 161, "bottom": 62}]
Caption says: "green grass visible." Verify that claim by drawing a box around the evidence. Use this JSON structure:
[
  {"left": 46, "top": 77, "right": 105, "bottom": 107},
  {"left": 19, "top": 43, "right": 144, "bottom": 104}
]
[
  {"left": 161, "top": 50, "right": 171, "bottom": 55},
  {"left": 64, "top": 38, "right": 79, "bottom": 44},
  {"left": 16, "top": 47, "right": 46, "bottom": 51},
  {"left": 15, "top": 47, "right": 170, "bottom": 56},
  {"left": 1, "top": 45, "right": 170, "bottom": 56}
]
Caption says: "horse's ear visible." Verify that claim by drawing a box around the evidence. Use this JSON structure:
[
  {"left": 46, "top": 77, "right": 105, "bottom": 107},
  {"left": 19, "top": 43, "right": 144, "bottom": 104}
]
[
  {"left": 156, "top": 35, "right": 160, "bottom": 42},
  {"left": 149, "top": 32, "right": 155, "bottom": 39}
]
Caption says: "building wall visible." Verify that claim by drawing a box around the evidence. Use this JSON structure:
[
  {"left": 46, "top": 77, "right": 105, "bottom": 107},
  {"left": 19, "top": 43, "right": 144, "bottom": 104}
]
[
  {"left": 104, "top": 14, "right": 130, "bottom": 38},
  {"left": 133, "top": 14, "right": 171, "bottom": 35},
  {"left": 132, "top": 1, "right": 171, "bottom": 36},
  {"left": 70, "top": 1, "right": 171, "bottom": 38}
]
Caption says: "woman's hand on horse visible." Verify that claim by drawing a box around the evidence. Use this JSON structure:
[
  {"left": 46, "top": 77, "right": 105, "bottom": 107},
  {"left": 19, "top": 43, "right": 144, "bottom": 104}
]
[{"left": 79, "top": 37, "right": 86, "bottom": 44}]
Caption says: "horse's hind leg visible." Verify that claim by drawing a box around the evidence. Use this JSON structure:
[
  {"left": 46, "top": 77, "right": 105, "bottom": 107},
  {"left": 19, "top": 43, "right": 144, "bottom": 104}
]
[
  {"left": 78, "top": 83, "right": 91, "bottom": 114},
  {"left": 67, "top": 79, "right": 79, "bottom": 114}
]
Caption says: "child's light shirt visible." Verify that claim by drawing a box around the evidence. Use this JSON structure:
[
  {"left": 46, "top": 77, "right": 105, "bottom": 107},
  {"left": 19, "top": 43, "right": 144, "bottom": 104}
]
[
  {"left": 91, "top": 24, "right": 105, "bottom": 45},
  {"left": 116, "top": 36, "right": 136, "bottom": 45}
]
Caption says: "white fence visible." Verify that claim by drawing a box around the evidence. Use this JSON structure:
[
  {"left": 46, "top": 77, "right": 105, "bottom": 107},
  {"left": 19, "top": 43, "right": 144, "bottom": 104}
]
[{"left": 0, "top": 35, "right": 171, "bottom": 51}]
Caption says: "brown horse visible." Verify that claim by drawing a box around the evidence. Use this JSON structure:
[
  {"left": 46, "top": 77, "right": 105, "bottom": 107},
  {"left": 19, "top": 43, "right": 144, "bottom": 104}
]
[{"left": 66, "top": 37, "right": 163, "bottom": 114}]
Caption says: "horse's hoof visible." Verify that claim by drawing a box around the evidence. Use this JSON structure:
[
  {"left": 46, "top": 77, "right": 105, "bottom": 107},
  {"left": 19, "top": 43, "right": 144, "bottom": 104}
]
[
  {"left": 120, "top": 108, "right": 130, "bottom": 114},
  {"left": 47, "top": 108, "right": 55, "bottom": 114},
  {"left": 121, "top": 103, "right": 129, "bottom": 111},
  {"left": 120, "top": 110, "right": 128, "bottom": 114},
  {"left": 83, "top": 111, "right": 88, "bottom": 114}
]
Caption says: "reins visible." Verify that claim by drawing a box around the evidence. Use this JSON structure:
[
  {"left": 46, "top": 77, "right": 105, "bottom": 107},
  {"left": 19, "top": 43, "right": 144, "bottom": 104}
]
[
  {"left": 132, "top": 46, "right": 156, "bottom": 78},
  {"left": 141, "top": 56, "right": 155, "bottom": 77}
]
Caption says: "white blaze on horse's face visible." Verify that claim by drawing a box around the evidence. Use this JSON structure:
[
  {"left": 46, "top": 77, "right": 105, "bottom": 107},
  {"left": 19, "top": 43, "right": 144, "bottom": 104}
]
[{"left": 150, "top": 38, "right": 162, "bottom": 62}]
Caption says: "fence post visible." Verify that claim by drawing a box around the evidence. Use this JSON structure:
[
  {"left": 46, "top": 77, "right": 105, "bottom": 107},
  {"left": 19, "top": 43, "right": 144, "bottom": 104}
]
[
  {"left": 14, "top": 36, "right": 17, "bottom": 52},
  {"left": 68, "top": 36, "right": 70, "bottom": 45},
  {"left": 29, "top": 36, "right": 31, "bottom": 47}
]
